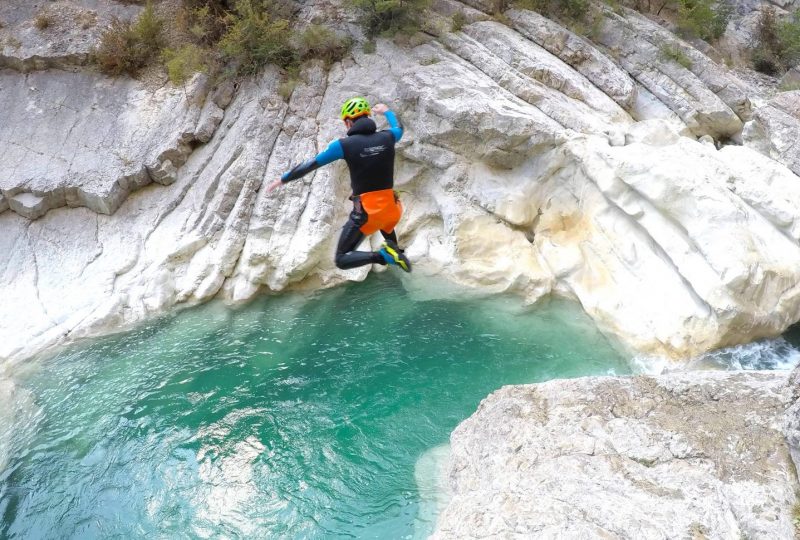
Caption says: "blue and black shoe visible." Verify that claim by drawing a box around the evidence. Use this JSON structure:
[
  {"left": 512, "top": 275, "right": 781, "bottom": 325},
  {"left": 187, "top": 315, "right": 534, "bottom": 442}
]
[{"left": 379, "top": 240, "right": 412, "bottom": 273}]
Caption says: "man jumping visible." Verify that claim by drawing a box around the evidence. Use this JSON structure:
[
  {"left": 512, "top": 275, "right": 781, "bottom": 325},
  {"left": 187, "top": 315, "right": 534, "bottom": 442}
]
[{"left": 267, "top": 97, "right": 411, "bottom": 272}]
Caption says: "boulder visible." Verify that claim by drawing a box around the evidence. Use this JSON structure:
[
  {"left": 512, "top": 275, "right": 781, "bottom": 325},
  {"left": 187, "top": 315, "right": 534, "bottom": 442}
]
[{"left": 433, "top": 371, "right": 798, "bottom": 539}]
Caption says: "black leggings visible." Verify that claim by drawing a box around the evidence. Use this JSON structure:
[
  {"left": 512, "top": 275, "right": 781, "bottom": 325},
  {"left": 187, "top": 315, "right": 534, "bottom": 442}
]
[{"left": 334, "top": 204, "right": 398, "bottom": 270}]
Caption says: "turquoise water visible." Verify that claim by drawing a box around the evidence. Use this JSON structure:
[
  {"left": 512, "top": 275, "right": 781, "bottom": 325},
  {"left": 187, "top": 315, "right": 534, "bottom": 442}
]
[{"left": 1, "top": 275, "right": 634, "bottom": 538}]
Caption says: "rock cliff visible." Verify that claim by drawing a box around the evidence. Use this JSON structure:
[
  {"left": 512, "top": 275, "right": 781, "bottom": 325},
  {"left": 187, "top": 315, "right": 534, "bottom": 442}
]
[{"left": 2, "top": 0, "right": 800, "bottom": 365}]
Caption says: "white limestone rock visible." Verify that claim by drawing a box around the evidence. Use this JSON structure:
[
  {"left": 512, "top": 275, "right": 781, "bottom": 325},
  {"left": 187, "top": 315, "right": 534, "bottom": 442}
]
[
  {"left": 614, "top": 7, "right": 753, "bottom": 122},
  {"left": 8, "top": 192, "right": 49, "bottom": 220},
  {"left": 743, "top": 90, "right": 800, "bottom": 176},
  {"left": 590, "top": 9, "right": 743, "bottom": 138},
  {"left": 460, "top": 21, "right": 632, "bottom": 126},
  {"left": 532, "top": 135, "right": 800, "bottom": 358},
  {"left": 433, "top": 371, "right": 798, "bottom": 540},
  {"left": 1, "top": 13, "right": 799, "bottom": 365},
  {"left": 506, "top": 9, "right": 638, "bottom": 111},
  {"left": 0, "top": 71, "right": 225, "bottom": 218},
  {"left": 0, "top": 0, "right": 141, "bottom": 71}
]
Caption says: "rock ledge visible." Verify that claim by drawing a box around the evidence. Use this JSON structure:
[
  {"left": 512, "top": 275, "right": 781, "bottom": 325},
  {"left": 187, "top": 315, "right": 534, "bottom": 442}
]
[{"left": 433, "top": 371, "right": 798, "bottom": 540}]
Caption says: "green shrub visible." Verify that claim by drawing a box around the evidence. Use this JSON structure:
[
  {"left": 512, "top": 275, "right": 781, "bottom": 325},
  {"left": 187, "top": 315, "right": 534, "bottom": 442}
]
[
  {"left": 34, "top": 11, "right": 54, "bottom": 30},
  {"left": 162, "top": 43, "right": 208, "bottom": 84},
  {"left": 4, "top": 36, "right": 21, "bottom": 49},
  {"left": 778, "top": 10, "right": 800, "bottom": 68},
  {"left": 95, "top": 2, "right": 165, "bottom": 76},
  {"left": 677, "top": 0, "right": 731, "bottom": 41},
  {"left": 296, "top": 24, "right": 352, "bottom": 66},
  {"left": 278, "top": 77, "right": 298, "bottom": 100},
  {"left": 184, "top": 5, "right": 226, "bottom": 45},
  {"left": 132, "top": 2, "right": 164, "bottom": 46},
  {"left": 752, "top": 7, "right": 800, "bottom": 74},
  {"left": 660, "top": 43, "right": 693, "bottom": 68},
  {"left": 218, "top": 0, "right": 296, "bottom": 75},
  {"left": 512, "top": 0, "right": 590, "bottom": 22},
  {"left": 362, "top": 40, "right": 376, "bottom": 53},
  {"left": 451, "top": 11, "right": 467, "bottom": 32},
  {"left": 347, "top": 0, "right": 431, "bottom": 38}
]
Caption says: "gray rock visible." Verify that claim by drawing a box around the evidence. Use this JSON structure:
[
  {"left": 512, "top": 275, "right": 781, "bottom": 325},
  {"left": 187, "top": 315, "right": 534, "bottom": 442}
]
[
  {"left": 8, "top": 192, "right": 49, "bottom": 219},
  {"left": 0, "top": 71, "right": 226, "bottom": 219},
  {"left": 434, "top": 371, "right": 798, "bottom": 540},
  {"left": 785, "top": 364, "right": 800, "bottom": 481},
  {"left": 619, "top": 8, "right": 753, "bottom": 122},
  {"left": 743, "top": 90, "right": 800, "bottom": 175},
  {"left": 507, "top": 9, "right": 638, "bottom": 111},
  {"left": 590, "top": 8, "right": 745, "bottom": 138},
  {"left": 437, "top": 26, "right": 630, "bottom": 141},
  {"left": 0, "top": 0, "right": 141, "bottom": 72},
  {"left": 781, "top": 67, "right": 800, "bottom": 91}
]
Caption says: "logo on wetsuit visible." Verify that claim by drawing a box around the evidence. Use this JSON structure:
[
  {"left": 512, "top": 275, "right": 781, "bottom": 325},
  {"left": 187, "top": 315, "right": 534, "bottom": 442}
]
[{"left": 359, "top": 145, "right": 387, "bottom": 158}]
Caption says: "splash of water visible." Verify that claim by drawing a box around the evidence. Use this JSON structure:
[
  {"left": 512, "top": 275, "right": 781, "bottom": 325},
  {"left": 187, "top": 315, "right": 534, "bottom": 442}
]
[{"left": 632, "top": 337, "right": 800, "bottom": 375}]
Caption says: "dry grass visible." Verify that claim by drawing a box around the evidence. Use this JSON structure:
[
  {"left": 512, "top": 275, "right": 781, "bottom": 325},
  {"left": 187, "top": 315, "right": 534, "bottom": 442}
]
[
  {"left": 94, "top": 2, "right": 164, "bottom": 76},
  {"left": 34, "top": 11, "right": 54, "bottom": 31}
]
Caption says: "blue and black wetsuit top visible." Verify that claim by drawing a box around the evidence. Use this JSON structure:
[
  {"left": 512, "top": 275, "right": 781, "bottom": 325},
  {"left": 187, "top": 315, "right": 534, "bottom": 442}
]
[{"left": 280, "top": 111, "right": 403, "bottom": 195}]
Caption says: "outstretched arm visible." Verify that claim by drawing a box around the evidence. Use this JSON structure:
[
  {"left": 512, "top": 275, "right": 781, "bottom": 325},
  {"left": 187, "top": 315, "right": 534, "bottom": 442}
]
[
  {"left": 373, "top": 103, "right": 403, "bottom": 142},
  {"left": 267, "top": 140, "right": 344, "bottom": 192}
]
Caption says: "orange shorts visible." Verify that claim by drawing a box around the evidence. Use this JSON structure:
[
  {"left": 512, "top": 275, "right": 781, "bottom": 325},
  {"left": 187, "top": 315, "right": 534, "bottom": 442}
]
[{"left": 358, "top": 188, "right": 403, "bottom": 235}]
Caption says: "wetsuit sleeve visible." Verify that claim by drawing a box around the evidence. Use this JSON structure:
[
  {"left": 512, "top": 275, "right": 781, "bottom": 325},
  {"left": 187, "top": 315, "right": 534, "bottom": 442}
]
[
  {"left": 281, "top": 140, "right": 344, "bottom": 183},
  {"left": 385, "top": 110, "right": 403, "bottom": 143}
]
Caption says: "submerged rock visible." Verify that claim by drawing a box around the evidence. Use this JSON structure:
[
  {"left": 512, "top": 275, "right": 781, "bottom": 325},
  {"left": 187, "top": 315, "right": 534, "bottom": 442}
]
[{"left": 433, "top": 371, "right": 799, "bottom": 539}]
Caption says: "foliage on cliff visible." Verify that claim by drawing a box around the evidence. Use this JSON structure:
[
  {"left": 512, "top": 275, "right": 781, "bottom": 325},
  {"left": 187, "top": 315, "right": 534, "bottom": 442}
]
[
  {"left": 94, "top": 0, "right": 351, "bottom": 83},
  {"left": 94, "top": 2, "right": 165, "bottom": 76},
  {"left": 347, "top": 0, "right": 431, "bottom": 37},
  {"left": 752, "top": 7, "right": 800, "bottom": 75}
]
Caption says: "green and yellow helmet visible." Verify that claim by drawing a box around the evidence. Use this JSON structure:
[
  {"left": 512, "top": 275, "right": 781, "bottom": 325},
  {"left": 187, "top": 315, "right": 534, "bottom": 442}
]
[{"left": 340, "top": 97, "right": 371, "bottom": 120}]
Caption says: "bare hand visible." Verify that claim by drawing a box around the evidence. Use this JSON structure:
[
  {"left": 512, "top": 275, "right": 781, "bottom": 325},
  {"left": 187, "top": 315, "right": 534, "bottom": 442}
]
[
  {"left": 266, "top": 179, "right": 283, "bottom": 192},
  {"left": 372, "top": 103, "right": 389, "bottom": 115}
]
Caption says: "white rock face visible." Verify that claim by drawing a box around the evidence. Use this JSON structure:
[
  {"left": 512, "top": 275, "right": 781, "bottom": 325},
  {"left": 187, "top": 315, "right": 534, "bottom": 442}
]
[
  {"left": 433, "top": 371, "right": 798, "bottom": 540},
  {"left": 0, "top": 0, "right": 141, "bottom": 71},
  {"left": 0, "top": 71, "right": 227, "bottom": 218},
  {"left": 3, "top": 2, "right": 800, "bottom": 366},
  {"left": 743, "top": 90, "right": 800, "bottom": 176}
]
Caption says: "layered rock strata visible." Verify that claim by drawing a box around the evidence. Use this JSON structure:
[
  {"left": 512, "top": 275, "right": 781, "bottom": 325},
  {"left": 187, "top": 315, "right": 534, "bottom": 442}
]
[{"left": 0, "top": 72, "right": 228, "bottom": 218}]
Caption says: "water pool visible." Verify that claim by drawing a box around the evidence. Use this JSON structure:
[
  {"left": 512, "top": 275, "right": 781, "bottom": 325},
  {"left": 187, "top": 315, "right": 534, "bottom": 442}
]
[{"left": 3, "top": 273, "right": 762, "bottom": 538}]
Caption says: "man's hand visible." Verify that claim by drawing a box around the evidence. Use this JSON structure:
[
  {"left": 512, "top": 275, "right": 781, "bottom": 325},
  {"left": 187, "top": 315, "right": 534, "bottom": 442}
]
[
  {"left": 266, "top": 179, "right": 283, "bottom": 192},
  {"left": 372, "top": 103, "right": 389, "bottom": 115}
]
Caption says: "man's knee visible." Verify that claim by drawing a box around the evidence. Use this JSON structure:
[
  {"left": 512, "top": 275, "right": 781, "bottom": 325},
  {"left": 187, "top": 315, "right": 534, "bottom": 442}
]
[{"left": 334, "top": 253, "right": 348, "bottom": 269}]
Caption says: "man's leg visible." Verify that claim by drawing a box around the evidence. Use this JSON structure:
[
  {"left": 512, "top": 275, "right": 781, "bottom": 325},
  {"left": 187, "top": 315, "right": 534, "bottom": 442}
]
[
  {"left": 380, "top": 229, "right": 399, "bottom": 247},
  {"left": 335, "top": 218, "right": 385, "bottom": 270},
  {"left": 378, "top": 228, "right": 412, "bottom": 272}
]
